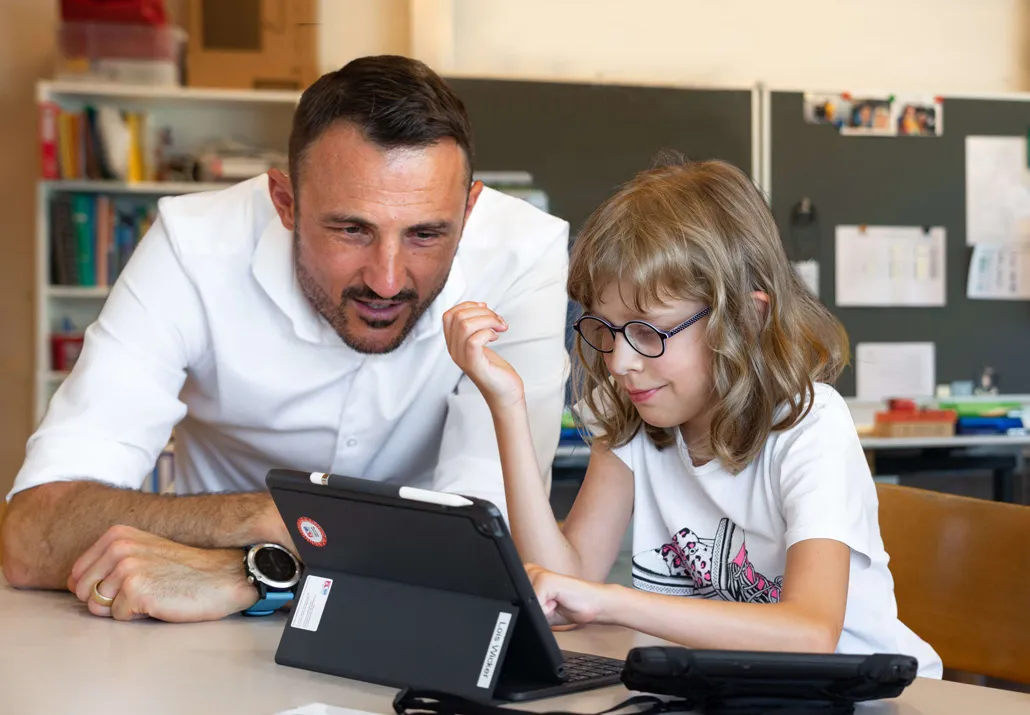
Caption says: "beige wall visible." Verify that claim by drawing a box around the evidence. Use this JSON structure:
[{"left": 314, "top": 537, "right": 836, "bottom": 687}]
[
  {"left": 317, "top": 0, "right": 411, "bottom": 72},
  {"left": 447, "top": 0, "right": 1030, "bottom": 91},
  {"left": 0, "top": 0, "right": 56, "bottom": 503},
  {"left": 321, "top": 0, "right": 1030, "bottom": 93}
]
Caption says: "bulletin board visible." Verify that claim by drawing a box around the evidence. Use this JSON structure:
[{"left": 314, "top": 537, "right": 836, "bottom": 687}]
[
  {"left": 448, "top": 77, "right": 757, "bottom": 375},
  {"left": 769, "top": 90, "right": 1030, "bottom": 396},
  {"left": 446, "top": 77, "right": 756, "bottom": 237}
]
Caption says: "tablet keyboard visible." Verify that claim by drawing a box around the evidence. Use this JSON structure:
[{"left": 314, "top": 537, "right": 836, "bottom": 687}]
[{"left": 561, "top": 652, "right": 625, "bottom": 682}]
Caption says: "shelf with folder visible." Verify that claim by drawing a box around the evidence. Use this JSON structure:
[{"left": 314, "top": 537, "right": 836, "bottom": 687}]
[
  {"left": 44, "top": 179, "right": 232, "bottom": 195},
  {"left": 38, "top": 79, "right": 302, "bottom": 106},
  {"left": 47, "top": 285, "right": 110, "bottom": 298}
]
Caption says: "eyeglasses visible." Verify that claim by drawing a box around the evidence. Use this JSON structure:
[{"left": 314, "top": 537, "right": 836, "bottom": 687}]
[{"left": 573, "top": 307, "right": 711, "bottom": 358}]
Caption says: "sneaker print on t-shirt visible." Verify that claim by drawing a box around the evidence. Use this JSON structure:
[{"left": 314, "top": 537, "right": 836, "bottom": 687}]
[{"left": 631, "top": 517, "right": 783, "bottom": 603}]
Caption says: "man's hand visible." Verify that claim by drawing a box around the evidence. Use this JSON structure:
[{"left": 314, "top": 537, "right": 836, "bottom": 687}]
[
  {"left": 67, "top": 525, "right": 259, "bottom": 622},
  {"left": 525, "top": 563, "right": 615, "bottom": 628},
  {"left": 2, "top": 481, "right": 293, "bottom": 591}
]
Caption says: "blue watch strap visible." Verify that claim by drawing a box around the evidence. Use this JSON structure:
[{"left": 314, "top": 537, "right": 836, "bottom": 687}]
[{"left": 243, "top": 590, "right": 293, "bottom": 616}]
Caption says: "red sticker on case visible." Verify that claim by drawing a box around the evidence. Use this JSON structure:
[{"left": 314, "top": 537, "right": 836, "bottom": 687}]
[{"left": 297, "top": 517, "right": 326, "bottom": 547}]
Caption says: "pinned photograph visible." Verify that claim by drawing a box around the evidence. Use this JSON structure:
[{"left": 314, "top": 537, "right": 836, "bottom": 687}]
[
  {"left": 840, "top": 96, "right": 895, "bottom": 136},
  {"left": 804, "top": 92, "right": 897, "bottom": 136},
  {"left": 893, "top": 95, "right": 943, "bottom": 137},
  {"left": 803, "top": 93, "right": 851, "bottom": 129}
]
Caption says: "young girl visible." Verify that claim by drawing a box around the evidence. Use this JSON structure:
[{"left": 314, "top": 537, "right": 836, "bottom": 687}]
[{"left": 442, "top": 158, "right": 942, "bottom": 678}]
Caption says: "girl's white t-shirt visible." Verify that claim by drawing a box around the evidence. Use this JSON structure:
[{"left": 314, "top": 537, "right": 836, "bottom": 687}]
[{"left": 605, "top": 382, "right": 943, "bottom": 678}]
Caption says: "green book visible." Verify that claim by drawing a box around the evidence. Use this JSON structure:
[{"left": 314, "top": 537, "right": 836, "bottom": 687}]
[{"left": 71, "top": 194, "right": 95, "bottom": 286}]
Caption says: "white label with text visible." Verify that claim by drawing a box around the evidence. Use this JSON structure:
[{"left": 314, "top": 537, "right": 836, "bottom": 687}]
[
  {"left": 477, "top": 612, "right": 512, "bottom": 688},
  {"left": 290, "top": 575, "right": 333, "bottom": 632}
]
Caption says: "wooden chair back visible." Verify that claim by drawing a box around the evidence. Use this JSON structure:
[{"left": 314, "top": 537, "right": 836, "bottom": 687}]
[{"left": 876, "top": 483, "right": 1030, "bottom": 683}]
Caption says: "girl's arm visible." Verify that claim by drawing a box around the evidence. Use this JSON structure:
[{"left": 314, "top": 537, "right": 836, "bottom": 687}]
[
  {"left": 557, "top": 442, "right": 634, "bottom": 582},
  {"left": 529, "top": 537, "right": 850, "bottom": 652},
  {"left": 443, "top": 302, "right": 633, "bottom": 580}
]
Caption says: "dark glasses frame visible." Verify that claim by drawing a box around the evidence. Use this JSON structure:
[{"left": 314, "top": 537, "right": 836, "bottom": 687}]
[{"left": 572, "top": 306, "right": 712, "bottom": 358}]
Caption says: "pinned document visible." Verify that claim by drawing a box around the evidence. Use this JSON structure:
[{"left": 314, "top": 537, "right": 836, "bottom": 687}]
[
  {"left": 856, "top": 343, "right": 936, "bottom": 401},
  {"left": 965, "top": 136, "right": 1030, "bottom": 245},
  {"left": 835, "top": 225, "right": 946, "bottom": 307},
  {"left": 792, "top": 260, "right": 819, "bottom": 297},
  {"left": 967, "top": 243, "right": 1030, "bottom": 299}
]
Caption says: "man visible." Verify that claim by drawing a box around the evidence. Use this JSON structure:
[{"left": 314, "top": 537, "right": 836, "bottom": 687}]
[{"left": 1, "top": 56, "right": 570, "bottom": 622}]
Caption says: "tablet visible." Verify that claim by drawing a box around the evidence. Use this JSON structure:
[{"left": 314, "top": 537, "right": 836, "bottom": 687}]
[{"left": 267, "top": 468, "right": 624, "bottom": 703}]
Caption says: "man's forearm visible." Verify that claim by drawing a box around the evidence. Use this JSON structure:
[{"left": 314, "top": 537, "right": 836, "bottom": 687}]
[{"left": 1, "top": 480, "right": 287, "bottom": 590}]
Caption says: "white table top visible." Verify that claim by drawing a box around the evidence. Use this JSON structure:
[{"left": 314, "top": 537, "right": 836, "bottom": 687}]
[
  {"left": 858, "top": 434, "right": 1030, "bottom": 450},
  {"left": 2, "top": 577, "right": 1028, "bottom": 714},
  {"left": 554, "top": 434, "right": 1030, "bottom": 464}
]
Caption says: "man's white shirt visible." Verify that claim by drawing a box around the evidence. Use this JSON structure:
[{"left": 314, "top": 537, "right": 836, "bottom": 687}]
[{"left": 9, "top": 176, "right": 571, "bottom": 516}]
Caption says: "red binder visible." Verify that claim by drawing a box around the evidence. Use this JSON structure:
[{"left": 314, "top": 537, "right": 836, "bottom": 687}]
[{"left": 60, "top": 0, "right": 168, "bottom": 25}]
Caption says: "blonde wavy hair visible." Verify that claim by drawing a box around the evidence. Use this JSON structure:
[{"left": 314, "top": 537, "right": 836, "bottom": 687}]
[{"left": 569, "top": 157, "right": 849, "bottom": 472}]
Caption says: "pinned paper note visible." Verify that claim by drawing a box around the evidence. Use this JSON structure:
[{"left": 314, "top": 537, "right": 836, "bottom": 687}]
[
  {"left": 856, "top": 343, "right": 936, "bottom": 401},
  {"left": 965, "top": 136, "right": 1030, "bottom": 245},
  {"left": 835, "top": 226, "right": 945, "bottom": 307},
  {"left": 792, "top": 260, "right": 819, "bottom": 297},
  {"left": 967, "top": 243, "right": 1030, "bottom": 299}
]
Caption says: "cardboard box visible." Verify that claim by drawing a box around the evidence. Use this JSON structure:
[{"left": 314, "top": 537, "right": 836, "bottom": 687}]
[
  {"left": 874, "top": 407, "right": 957, "bottom": 438},
  {"left": 186, "top": 0, "right": 318, "bottom": 90}
]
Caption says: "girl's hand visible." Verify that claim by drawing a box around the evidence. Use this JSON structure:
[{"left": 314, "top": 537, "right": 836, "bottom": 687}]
[
  {"left": 443, "top": 301, "right": 525, "bottom": 409},
  {"left": 525, "top": 563, "right": 612, "bottom": 628}
]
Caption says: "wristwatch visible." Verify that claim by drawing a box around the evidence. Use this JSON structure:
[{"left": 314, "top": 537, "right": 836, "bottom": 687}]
[{"left": 241, "top": 543, "right": 301, "bottom": 616}]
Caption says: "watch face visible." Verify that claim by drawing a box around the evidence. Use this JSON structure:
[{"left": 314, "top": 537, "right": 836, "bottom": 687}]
[{"left": 255, "top": 547, "right": 297, "bottom": 582}]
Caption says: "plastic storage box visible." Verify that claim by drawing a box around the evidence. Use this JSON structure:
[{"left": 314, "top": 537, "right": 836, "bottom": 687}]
[{"left": 56, "top": 21, "right": 186, "bottom": 86}]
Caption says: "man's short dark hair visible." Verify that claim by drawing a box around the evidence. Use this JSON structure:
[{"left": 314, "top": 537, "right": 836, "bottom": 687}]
[{"left": 288, "top": 55, "right": 474, "bottom": 189}]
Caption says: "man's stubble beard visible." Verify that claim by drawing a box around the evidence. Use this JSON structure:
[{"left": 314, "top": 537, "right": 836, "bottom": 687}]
[{"left": 293, "top": 229, "right": 452, "bottom": 355}]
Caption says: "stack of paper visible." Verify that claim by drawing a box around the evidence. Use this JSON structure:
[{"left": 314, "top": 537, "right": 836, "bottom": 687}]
[{"left": 965, "top": 136, "right": 1030, "bottom": 300}]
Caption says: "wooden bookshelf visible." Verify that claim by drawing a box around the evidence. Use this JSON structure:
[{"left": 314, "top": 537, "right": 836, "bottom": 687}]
[{"left": 34, "top": 80, "right": 294, "bottom": 424}]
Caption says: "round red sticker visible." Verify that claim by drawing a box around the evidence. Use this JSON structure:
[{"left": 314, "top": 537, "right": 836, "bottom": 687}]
[{"left": 296, "top": 517, "right": 326, "bottom": 547}]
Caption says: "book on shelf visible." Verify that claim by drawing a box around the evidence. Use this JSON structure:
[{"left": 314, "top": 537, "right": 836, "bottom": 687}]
[
  {"left": 50, "top": 192, "right": 156, "bottom": 287},
  {"left": 40, "top": 100, "right": 158, "bottom": 182}
]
